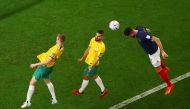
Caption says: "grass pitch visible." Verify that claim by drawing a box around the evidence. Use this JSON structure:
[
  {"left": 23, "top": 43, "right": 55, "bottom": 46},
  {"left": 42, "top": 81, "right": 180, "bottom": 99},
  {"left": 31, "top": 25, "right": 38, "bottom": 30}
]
[{"left": 0, "top": 0, "right": 189, "bottom": 109}]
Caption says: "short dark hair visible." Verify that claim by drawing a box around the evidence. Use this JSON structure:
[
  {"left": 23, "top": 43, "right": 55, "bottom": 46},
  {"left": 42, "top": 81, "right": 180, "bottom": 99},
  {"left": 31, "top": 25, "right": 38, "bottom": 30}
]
[
  {"left": 58, "top": 33, "right": 66, "bottom": 42},
  {"left": 97, "top": 30, "right": 104, "bottom": 34},
  {"left": 124, "top": 27, "right": 133, "bottom": 36}
]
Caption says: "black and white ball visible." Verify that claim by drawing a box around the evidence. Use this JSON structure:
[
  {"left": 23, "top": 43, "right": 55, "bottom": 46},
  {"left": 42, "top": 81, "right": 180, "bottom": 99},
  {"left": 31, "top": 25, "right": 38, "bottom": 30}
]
[{"left": 109, "top": 20, "right": 119, "bottom": 30}]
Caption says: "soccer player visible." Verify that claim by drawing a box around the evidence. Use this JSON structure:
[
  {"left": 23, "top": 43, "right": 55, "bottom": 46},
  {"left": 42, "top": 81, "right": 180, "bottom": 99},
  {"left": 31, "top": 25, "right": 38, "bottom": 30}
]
[
  {"left": 124, "top": 26, "right": 174, "bottom": 95},
  {"left": 21, "top": 33, "right": 65, "bottom": 108},
  {"left": 72, "top": 30, "right": 108, "bottom": 98}
]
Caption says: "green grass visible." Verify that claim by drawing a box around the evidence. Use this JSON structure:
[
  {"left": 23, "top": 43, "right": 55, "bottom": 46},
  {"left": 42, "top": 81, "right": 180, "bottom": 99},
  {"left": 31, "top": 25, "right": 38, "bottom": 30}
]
[{"left": 0, "top": 0, "right": 189, "bottom": 109}]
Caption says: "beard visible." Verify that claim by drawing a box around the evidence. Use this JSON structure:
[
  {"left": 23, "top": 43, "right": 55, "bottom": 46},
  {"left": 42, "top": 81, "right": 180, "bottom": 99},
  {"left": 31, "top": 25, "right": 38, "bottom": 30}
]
[{"left": 95, "top": 38, "right": 101, "bottom": 41}]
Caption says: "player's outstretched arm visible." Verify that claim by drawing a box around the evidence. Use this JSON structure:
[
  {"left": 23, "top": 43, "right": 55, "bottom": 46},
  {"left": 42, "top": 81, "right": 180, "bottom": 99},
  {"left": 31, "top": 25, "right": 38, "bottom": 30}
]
[
  {"left": 152, "top": 36, "right": 168, "bottom": 59},
  {"left": 78, "top": 47, "right": 90, "bottom": 63},
  {"left": 30, "top": 57, "right": 53, "bottom": 68}
]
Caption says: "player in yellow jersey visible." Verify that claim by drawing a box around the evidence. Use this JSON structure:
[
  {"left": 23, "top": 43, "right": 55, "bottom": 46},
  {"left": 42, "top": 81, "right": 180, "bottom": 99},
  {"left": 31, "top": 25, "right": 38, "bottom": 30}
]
[
  {"left": 72, "top": 30, "right": 108, "bottom": 98},
  {"left": 21, "top": 33, "right": 65, "bottom": 108}
]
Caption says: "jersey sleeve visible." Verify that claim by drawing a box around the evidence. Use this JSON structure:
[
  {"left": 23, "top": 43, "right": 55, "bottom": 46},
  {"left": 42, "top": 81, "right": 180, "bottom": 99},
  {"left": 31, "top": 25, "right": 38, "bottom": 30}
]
[
  {"left": 89, "top": 37, "right": 95, "bottom": 47},
  {"left": 56, "top": 47, "right": 64, "bottom": 59},
  {"left": 145, "top": 34, "right": 152, "bottom": 40},
  {"left": 136, "top": 26, "right": 145, "bottom": 31},
  {"left": 140, "top": 31, "right": 152, "bottom": 42}
]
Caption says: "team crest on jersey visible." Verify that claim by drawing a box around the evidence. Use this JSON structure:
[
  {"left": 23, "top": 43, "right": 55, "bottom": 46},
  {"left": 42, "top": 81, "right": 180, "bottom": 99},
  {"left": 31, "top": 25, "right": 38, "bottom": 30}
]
[
  {"left": 94, "top": 48, "right": 98, "bottom": 52},
  {"left": 50, "top": 53, "right": 56, "bottom": 58},
  {"left": 146, "top": 35, "right": 151, "bottom": 39}
]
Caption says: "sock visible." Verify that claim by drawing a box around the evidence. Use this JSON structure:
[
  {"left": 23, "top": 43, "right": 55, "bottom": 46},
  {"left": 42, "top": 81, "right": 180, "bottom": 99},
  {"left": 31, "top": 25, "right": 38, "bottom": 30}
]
[
  {"left": 47, "top": 82, "right": 56, "bottom": 100},
  {"left": 79, "top": 80, "right": 89, "bottom": 93},
  {"left": 161, "top": 61, "right": 166, "bottom": 69},
  {"left": 26, "top": 85, "right": 35, "bottom": 102},
  {"left": 95, "top": 76, "right": 105, "bottom": 92},
  {"left": 159, "top": 69, "right": 172, "bottom": 86}
]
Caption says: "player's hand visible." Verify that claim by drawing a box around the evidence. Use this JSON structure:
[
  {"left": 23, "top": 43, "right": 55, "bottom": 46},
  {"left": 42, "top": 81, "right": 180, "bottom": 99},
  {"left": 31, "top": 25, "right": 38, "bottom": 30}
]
[
  {"left": 161, "top": 51, "right": 168, "bottom": 59},
  {"left": 88, "top": 66, "right": 92, "bottom": 72},
  {"left": 77, "top": 58, "right": 83, "bottom": 63},
  {"left": 30, "top": 64, "right": 37, "bottom": 69}
]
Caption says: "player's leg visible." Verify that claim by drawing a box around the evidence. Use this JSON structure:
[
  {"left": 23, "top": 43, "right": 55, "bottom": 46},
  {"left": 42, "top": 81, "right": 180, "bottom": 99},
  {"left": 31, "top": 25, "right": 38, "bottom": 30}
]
[
  {"left": 93, "top": 75, "right": 108, "bottom": 98},
  {"left": 155, "top": 66, "right": 174, "bottom": 95},
  {"left": 21, "top": 66, "right": 45, "bottom": 108},
  {"left": 79, "top": 75, "right": 90, "bottom": 93},
  {"left": 73, "top": 64, "right": 90, "bottom": 95},
  {"left": 160, "top": 60, "right": 170, "bottom": 73},
  {"left": 155, "top": 66, "right": 172, "bottom": 86},
  {"left": 72, "top": 75, "right": 90, "bottom": 94},
  {"left": 43, "top": 78, "right": 57, "bottom": 104},
  {"left": 149, "top": 48, "right": 174, "bottom": 95},
  {"left": 21, "top": 77, "right": 37, "bottom": 108}
]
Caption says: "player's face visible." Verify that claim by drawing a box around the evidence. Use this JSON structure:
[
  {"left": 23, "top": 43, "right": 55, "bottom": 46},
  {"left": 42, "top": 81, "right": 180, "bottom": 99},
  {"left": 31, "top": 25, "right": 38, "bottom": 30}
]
[
  {"left": 56, "top": 34, "right": 62, "bottom": 43},
  {"left": 56, "top": 36, "right": 59, "bottom": 43},
  {"left": 129, "top": 30, "right": 136, "bottom": 38},
  {"left": 95, "top": 33, "right": 104, "bottom": 41}
]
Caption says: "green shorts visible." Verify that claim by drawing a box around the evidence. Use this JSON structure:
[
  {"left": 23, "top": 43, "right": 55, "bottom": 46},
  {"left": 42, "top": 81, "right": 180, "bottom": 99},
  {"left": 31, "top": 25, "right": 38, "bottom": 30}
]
[
  {"left": 83, "top": 64, "right": 98, "bottom": 76},
  {"left": 33, "top": 66, "right": 54, "bottom": 81}
]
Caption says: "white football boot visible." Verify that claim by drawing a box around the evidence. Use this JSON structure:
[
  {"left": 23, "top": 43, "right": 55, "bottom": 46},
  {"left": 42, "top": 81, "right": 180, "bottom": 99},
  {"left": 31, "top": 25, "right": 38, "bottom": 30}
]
[
  {"left": 51, "top": 99, "right": 58, "bottom": 105},
  {"left": 21, "top": 101, "right": 31, "bottom": 108}
]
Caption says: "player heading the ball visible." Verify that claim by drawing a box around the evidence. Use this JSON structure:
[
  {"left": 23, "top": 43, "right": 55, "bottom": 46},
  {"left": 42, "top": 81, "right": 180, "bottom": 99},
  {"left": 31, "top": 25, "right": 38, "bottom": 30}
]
[{"left": 124, "top": 26, "right": 174, "bottom": 96}]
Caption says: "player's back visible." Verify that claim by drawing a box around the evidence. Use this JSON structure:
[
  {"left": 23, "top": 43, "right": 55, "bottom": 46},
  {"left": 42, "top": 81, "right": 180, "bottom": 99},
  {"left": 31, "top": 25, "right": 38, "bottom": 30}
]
[
  {"left": 37, "top": 44, "right": 64, "bottom": 67},
  {"left": 136, "top": 26, "right": 158, "bottom": 55}
]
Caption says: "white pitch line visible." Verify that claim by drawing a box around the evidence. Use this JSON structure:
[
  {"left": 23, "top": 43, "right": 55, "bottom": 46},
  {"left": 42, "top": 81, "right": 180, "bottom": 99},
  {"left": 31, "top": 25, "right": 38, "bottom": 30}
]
[{"left": 109, "top": 72, "right": 190, "bottom": 109}]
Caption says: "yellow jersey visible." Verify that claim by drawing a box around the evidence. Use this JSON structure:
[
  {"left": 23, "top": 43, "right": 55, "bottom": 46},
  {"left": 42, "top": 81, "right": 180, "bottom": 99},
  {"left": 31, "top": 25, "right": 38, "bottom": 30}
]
[
  {"left": 37, "top": 44, "right": 64, "bottom": 67},
  {"left": 85, "top": 37, "right": 105, "bottom": 65}
]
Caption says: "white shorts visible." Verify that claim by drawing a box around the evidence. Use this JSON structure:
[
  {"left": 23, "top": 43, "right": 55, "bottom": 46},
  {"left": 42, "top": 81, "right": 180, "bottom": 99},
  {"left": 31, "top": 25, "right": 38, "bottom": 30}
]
[{"left": 148, "top": 48, "right": 161, "bottom": 67}]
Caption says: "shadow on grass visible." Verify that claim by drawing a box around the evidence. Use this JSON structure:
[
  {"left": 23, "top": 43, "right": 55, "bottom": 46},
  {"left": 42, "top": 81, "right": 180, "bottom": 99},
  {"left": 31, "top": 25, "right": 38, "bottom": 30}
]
[{"left": 0, "top": 0, "right": 43, "bottom": 20}]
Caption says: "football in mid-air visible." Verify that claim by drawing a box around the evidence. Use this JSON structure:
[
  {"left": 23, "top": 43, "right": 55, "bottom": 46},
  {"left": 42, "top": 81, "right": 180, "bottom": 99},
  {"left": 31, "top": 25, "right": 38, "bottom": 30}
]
[{"left": 109, "top": 20, "right": 120, "bottom": 30}]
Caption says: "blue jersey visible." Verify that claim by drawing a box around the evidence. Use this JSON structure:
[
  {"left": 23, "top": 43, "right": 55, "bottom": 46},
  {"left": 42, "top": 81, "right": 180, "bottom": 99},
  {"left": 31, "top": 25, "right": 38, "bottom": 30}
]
[{"left": 136, "top": 26, "right": 158, "bottom": 55}]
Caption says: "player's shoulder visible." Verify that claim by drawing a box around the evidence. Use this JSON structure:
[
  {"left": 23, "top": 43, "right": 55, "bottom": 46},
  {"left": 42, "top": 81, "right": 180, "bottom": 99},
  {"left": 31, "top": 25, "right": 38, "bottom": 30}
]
[
  {"left": 137, "top": 30, "right": 148, "bottom": 40},
  {"left": 89, "top": 37, "right": 95, "bottom": 44},
  {"left": 100, "top": 41, "right": 105, "bottom": 49},
  {"left": 51, "top": 44, "right": 61, "bottom": 52},
  {"left": 49, "top": 44, "right": 57, "bottom": 49},
  {"left": 51, "top": 44, "right": 59, "bottom": 49},
  {"left": 138, "top": 30, "right": 147, "bottom": 36},
  {"left": 90, "top": 37, "right": 95, "bottom": 42},
  {"left": 136, "top": 26, "right": 145, "bottom": 31}
]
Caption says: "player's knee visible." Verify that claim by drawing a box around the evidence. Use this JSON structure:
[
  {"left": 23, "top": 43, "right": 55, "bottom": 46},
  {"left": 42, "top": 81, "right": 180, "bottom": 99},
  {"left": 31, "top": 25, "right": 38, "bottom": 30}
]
[
  {"left": 155, "top": 66, "right": 162, "bottom": 73},
  {"left": 93, "top": 75, "right": 98, "bottom": 79},
  {"left": 29, "top": 80, "right": 36, "bottom": 85},
  {"left": 83, "top": 75, "right": 90, "bottom": 80},
  {"left": 29, "top": 77, "right": 37, "bottom": 85},
  {"left": 43, "top": 79, "right": 51, "bottom": 84}
]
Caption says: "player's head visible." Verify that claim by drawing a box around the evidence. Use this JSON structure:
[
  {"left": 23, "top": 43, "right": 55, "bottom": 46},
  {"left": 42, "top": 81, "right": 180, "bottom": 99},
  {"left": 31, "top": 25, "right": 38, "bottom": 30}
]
[
  {"left": 124, "top": 27, "right": 136, "bottom": 38},
  {"left": 56, "top": 33, "right": 66, "bottom": 43},
  {"left": 95, "top": 30, "right": 104, "bottom": 41}
]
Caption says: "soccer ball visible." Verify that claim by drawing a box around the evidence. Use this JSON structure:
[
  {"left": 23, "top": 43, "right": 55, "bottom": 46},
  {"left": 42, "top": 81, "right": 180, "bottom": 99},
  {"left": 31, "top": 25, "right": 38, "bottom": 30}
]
[{"left": 109, "top": 20, "right": 119, "bottom": 30}]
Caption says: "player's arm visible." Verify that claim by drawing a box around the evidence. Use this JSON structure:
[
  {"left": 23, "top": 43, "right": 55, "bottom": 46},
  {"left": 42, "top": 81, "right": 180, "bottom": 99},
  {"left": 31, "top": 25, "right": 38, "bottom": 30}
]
[
  {"left": 30, "top": 57, "right": 53, "bottom": 69},
  {"left": 78, "top": 47, "right": 90, "bottom": 63},
  {"left": 151, "top": 36, "right": 168, "bottom": 59},
  {"left": 88, "top": 56, "right": 100, "bottom": 72},
  {"left": 88, "top": 52, "right": 104, "bottom": 72}
]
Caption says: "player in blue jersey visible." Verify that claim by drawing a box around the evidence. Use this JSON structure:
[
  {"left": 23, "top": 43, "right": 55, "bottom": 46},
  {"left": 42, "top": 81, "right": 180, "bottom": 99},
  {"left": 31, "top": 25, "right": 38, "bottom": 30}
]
[{"left": 124, "top": 26, "right": 174, "bottom": 95}]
